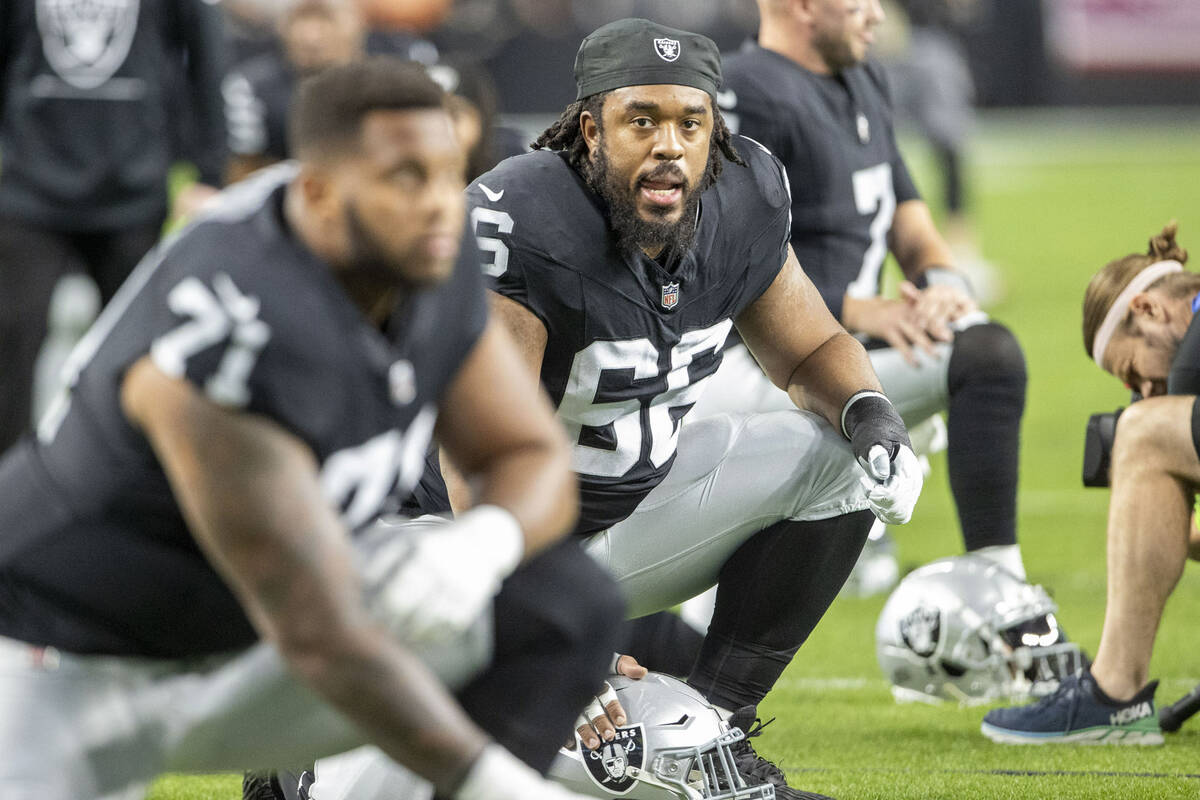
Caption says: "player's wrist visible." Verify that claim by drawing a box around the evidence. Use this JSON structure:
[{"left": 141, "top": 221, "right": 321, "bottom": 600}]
[
  {"left": 917, "top": 266, "right": 974, "bottom": 299},
  {"left": 841, "top": 390, "right": 912, "bottom": 464},
  {"left": 840, "top": 390, "right": 891, "bottom": 440}
]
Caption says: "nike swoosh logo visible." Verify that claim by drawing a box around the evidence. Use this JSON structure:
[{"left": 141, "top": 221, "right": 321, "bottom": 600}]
[{"left": 478, "top": 183, "right": 504, "bottom": 202}]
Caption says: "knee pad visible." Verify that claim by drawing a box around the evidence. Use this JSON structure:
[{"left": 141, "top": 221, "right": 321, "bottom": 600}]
[{"left": 948, "top": 321, "right": 1027, "bottom": 395}]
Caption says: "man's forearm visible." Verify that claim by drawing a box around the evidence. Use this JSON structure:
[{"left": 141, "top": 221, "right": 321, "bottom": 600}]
[
  {"left": 289, "top": 627, "right": 490, "bottom": 795},
  {"left": 785, "top": 331, "right": 884, "bottom": 429}
]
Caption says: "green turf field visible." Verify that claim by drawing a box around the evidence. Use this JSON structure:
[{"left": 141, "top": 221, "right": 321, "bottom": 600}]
[{"left": 149, "top": 111, "right": 1200, "bottom": 800}]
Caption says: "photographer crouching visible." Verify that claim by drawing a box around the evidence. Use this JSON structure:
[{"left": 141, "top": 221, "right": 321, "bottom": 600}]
[{"left": 983, "top": 221, "right": 1199, "bottom": 744}]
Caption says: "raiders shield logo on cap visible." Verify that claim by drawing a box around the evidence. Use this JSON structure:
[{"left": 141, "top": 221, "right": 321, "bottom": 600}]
[
  {"left": 653, "top": 37, "right": 681, "bottom": 62},
  {"left": 582, "top": 724, "right": 645, "bottom": 795}
]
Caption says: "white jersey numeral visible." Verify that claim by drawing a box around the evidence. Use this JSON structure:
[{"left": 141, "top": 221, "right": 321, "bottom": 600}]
[
  {"left": 150, "top": 273, "right": 271, "bottom": 407},
  {"left": 320, "top": 405, "right": 437, "bottom": 529},
  {"left": 559, "top": 320, "right": 733, "bottom": 479},
  {"left": 845, "top": 163, "right": 896, "bottom": 299},
  {"left": 471, "top": 206, "right": 515, "bottom": 277}
]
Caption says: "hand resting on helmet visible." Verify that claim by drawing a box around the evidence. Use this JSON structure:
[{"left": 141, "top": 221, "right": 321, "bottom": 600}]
[{"left": 573, "top": 654, "right": 648, "bottom": 750}]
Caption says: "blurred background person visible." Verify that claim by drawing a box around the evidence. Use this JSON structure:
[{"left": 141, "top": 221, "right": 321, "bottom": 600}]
[
  {"left": 983, "top": 223, "right": 1198, "bottom": 744},
  {"left": 878, "top": 0, "right": 1002, "bottom": 304},
  {"left": 0, "top": 0, "right": 226, "bottom": 456},
  {"left": 222, "top": 0, "right": 526, "bottom": 189},
  {"left": 428, "top": 58, "right": 528, "bottom": 181},
  {"left": 223, "top": 0, "right": 369, "bottom": 184}
]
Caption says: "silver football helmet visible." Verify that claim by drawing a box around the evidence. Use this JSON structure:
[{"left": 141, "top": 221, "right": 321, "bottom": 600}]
[
  {"left": 876, "top": 555, "right": 1084, "bottom": 704},
  {"left": 548, "top": 673, "right": 774, "bottom": 800}
]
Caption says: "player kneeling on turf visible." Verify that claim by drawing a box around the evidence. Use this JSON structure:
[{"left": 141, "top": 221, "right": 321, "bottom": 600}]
[{"left": 982, "top": 222, "right": 1200, "bottom": 744}]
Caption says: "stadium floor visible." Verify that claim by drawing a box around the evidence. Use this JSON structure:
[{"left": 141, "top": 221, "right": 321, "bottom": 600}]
[{"left": 128, "top": 109, "right": 1200, "bottom": 799}]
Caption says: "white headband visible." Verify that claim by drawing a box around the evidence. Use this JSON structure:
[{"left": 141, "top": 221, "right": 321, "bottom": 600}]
[{"left": 1092, "top": 259, "right": 1184, "bottom": 368}]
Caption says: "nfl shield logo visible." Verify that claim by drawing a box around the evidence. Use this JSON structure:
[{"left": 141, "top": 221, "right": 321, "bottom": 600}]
[
  {"left": 661, "top": 282, "right": 680, "bottom": 310},
  {"left": 653, "top": 37, "right": 681, "bottom": 62},
  {"left": 582, "top": 725, "right": 645, "bottom": 795}
]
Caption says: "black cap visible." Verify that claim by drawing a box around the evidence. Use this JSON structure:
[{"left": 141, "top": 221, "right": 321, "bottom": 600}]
[{"left": 574, "top": 18, "right": 722, "bottom": 101}]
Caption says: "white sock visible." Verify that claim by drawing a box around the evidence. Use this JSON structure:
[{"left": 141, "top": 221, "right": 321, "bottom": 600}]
[{"left": 971, "top": 544, "right": 1026, "bottom": 581}]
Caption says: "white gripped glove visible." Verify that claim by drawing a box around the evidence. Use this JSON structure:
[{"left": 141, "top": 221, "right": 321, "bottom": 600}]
[
  {"left": 455, "top": 744, "right": 596, "bottom": 800},
  {"left": 841, "top": 391, "right": 924, "bottom": 525},
  {"left": 362, "top": 505, "right": 524, "bottom": 644}
]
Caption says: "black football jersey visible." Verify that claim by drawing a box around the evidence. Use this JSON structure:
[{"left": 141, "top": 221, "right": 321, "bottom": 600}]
[
  {"left": 719, "top": 43, "right": 920, "bottom": 323},
  {"left": 467, "top": 141, "right": 791, "bottom": 535},
  {"left": 0, "top": 164, "right": 487, "bottom": 657}
]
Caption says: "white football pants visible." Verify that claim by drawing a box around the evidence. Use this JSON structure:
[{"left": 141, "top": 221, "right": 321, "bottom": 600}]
[{"left": 0, "top": 517, "right": 492, "bottom": 800}]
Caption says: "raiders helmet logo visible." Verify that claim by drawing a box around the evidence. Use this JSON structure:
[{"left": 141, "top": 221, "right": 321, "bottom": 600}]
[
  {"left": 661, "top": 282, "right": 680, "bottom": 310},
  {"left": 36, "top": 0, "right": 141, "bottom": 90},
  {"left": 899, "top": 605, "right": 941, "bottom": 658},
  {"left": 582, "top": 724, "right": 645, "bottom": 795},
  {"left": 654, "top": 37, "right": 681, "bottom": 62}
]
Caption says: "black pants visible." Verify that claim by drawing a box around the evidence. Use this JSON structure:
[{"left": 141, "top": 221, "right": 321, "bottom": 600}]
[
  {"left": 456, "top": 536, "right": 624, "bottom": 773},
  {"left": 0, "top": 215, "right": 161, "bottom": 454}
]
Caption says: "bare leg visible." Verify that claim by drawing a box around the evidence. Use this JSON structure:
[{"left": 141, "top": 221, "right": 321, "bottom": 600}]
[{"left": 1090, "top": 396, "right": 1199, "bottom": 700}]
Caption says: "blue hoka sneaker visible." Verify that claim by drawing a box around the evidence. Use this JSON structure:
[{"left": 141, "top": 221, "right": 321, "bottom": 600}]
[{"left": 981, "top": 669, "right": 1162, "bottom": 745}]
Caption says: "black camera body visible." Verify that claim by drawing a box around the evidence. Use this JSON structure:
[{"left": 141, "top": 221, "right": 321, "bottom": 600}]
[{"left": 1082, "top": 408, "right": 1124, "bottom": 487}]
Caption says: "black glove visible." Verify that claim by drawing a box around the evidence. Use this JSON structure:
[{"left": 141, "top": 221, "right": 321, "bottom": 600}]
[
  {"left": 841, "top": 391, "right": 922, "bottom": 525},
  {"left": 841, "top": 391, "right": 912, "bottom": 470}
]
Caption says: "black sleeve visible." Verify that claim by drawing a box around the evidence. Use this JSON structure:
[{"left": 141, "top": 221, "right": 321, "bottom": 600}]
[
  {"left": 465, "top": 186, "right": 535, "bottom": 315},
  {"left": 1169, "top": 315, "right": 1200, "bottom": 395},
  {"left": 177, "top": 0, "right": 229, "bottom": 186},
  {"left": 891, "top": 148, "right": 920, "bottom": 206},
  {"left": 737, "top": 141, "right": 792, "bottom": 307}
]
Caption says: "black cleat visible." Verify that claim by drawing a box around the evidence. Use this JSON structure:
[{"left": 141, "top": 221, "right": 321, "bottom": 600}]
[
  {"left": 728, "top": 706, "right": 835, "bottom": 800},
  {"left": 242, "top": 772, "right": 285, "bottom": 800}
]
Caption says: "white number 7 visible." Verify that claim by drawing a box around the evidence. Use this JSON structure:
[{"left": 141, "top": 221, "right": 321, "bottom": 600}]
[{"left": 845, "top": 163, "right": 895, "bottom": 300}]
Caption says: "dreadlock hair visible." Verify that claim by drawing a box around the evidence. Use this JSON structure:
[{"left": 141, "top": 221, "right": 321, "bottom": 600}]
[{"left": 532, "top": 90, "right": 746, "bottom": 191}]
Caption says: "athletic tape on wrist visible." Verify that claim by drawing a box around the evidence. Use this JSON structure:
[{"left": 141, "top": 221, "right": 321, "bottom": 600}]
[
  {"left": 922, "top": 266, "right": 974, "bottom": 298},
  {"left": 1092, "top": 260, "right": 1184, "bottom": 368},
  {"left": 840, "top": 390, "right": 891, "bottom": 439}
]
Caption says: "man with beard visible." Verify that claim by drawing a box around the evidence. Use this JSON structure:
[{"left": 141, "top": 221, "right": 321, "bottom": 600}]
[
  {"left": 0, "top": 59, "right": 622, "bottom": 800},
  {"left": 464, "top": 19, "right": 923, "bottom": 800}
]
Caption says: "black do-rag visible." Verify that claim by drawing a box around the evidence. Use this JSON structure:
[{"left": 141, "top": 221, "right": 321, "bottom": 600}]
[{"left": 574, "top": 18, "right": 722, "bottom": 101}]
